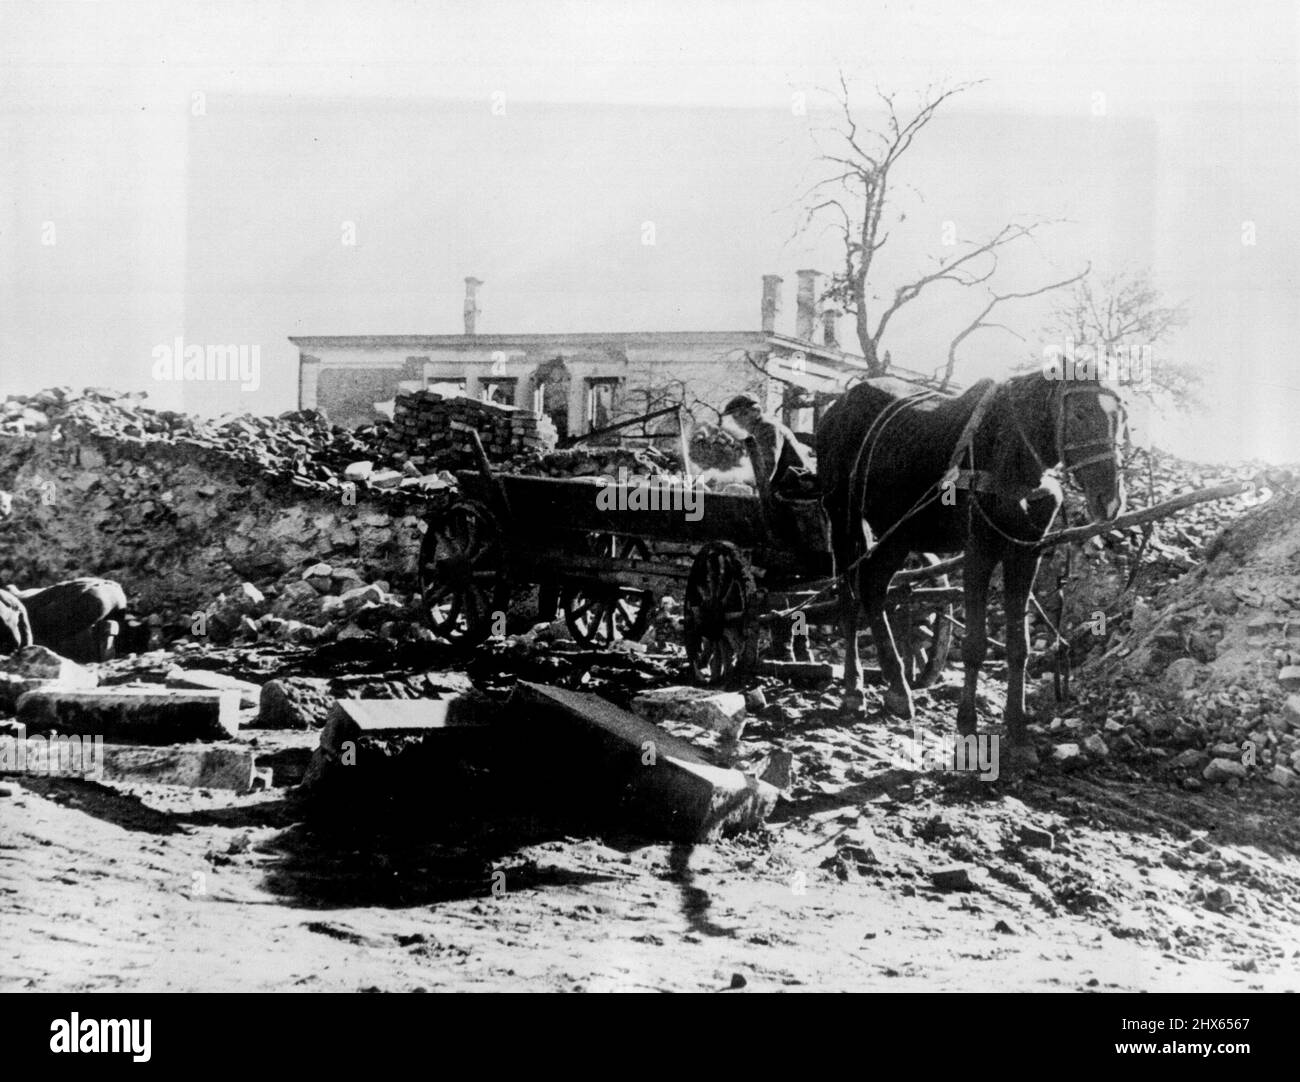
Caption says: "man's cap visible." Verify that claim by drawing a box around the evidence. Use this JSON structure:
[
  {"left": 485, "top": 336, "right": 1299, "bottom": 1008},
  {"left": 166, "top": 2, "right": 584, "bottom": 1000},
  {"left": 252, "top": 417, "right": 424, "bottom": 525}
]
[{"left": 722, "top": 394, "right": 760, "bottom": 416}]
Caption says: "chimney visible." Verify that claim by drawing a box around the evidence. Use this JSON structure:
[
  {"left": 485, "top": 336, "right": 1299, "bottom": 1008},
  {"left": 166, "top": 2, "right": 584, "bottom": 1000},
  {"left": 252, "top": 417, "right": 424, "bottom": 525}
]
[
  {"left": 463, "top": 277, "right": 483, "bottom": 336},
  {"left": 760, "top": 274, "right": 783, "bottom": 334},
  {"left": 795, "top": 269, "right": 821, "bottom": 341},
  {"left": 821, "top": 307, "right": 840, "bottom": 349}
]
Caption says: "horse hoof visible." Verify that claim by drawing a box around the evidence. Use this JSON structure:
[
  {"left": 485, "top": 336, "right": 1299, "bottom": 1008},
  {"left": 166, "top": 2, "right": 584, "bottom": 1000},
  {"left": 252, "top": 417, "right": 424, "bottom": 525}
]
[
  {"left": 883, "top": 687, "right": 914, "bottom": 719},
  {"left": 841, "top": 691, "right": 865, "bottom": 715}
]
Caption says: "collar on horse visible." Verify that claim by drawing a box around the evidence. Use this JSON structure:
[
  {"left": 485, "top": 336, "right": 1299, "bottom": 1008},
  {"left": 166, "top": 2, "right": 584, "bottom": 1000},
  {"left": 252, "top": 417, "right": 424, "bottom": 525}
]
[{"left": 945, "top": 377, "right": 1123, "bottom": 503}]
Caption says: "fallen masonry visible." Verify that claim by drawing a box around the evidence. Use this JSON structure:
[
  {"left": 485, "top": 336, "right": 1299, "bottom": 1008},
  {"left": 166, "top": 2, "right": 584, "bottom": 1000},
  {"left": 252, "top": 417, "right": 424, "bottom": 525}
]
[
  {"left": 302, "top": 695, "right": 498, "bottom": 791},
  {"left": 16, "top": 687, "right": 241, "bottom": 743},
  {"left": 97, "top": 743, "right": 258, "bottom": 791},
  {"left": 630, "top": 686, "right": 747, "bottom": 737},
  {"left": 511, "top": 682, "right": 779, "bottom": 842},
  {"left": 0, "top": 646, "right": 98, "bottom": 710},
  {"left": 164, "top": 668, "right": 261, "bottom": 710}
]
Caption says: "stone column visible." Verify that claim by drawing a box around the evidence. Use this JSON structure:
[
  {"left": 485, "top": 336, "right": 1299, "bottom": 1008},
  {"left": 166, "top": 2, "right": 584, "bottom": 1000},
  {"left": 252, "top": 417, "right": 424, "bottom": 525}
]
[{"left": 299, "top": 355, "right": 321, "bottom": 411}]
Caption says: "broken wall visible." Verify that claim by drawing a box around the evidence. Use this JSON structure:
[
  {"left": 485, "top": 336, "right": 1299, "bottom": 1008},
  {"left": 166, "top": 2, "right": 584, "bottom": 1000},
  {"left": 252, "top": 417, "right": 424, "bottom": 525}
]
[{"left": 0, "top": 429, "right": 427, "bottom": 630}]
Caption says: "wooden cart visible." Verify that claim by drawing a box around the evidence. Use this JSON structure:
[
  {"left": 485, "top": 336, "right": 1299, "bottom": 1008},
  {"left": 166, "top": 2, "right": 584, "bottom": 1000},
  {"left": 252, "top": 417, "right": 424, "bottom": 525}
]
[{"left": 416, "top": 426, "right": 956, "bottom": 687}]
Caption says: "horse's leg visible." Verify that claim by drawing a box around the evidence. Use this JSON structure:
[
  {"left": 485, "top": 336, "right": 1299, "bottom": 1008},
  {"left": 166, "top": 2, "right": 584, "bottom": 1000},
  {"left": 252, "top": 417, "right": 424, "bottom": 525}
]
[
  {"left": 1001, "top": 547, "right": 1042, "bottom": 747},
  {"left": 860, "top": 547, "right": 912, "bottom": 719},
  {"left": 956, "top": 545, "right": 998, "bottom": 736},
  {"left": 839, "top": 571, "right": 864, "bottom": 713},
  {"left": 826, "top": 496, "right": 864, "bottom": 714}
]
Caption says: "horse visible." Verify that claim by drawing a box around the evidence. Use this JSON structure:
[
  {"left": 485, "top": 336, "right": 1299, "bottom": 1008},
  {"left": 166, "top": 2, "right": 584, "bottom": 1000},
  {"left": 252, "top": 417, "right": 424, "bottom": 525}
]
[{"left": 816, "top": 370, "right": 1125, "bottom": 751}]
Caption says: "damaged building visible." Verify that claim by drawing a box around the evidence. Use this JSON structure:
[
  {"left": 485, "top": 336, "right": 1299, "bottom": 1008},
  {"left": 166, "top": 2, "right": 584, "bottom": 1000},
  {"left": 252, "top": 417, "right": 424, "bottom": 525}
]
[{"left": 290, "top": 272, "right": 933, "bottom": 435}]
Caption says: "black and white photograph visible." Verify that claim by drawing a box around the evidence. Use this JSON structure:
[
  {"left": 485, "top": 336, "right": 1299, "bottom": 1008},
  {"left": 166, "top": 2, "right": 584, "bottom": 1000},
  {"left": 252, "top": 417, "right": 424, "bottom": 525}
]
[{"left": 1, "top": 0, "right": 1298, "bottom": 1025}]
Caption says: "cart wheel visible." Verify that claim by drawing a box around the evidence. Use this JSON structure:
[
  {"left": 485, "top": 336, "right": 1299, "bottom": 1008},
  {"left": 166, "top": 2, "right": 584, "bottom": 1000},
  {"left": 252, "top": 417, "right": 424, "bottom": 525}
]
[
  {"left": 559, "top": 533, "right": 654, "bottom": 648},
  {"left": 684, "top": 541, "right": 758, "bottom": 686},
  {"left": 561, "top": 587, "right": 654, "bottom": 647},
  {"left": 418, "top": 500, "right": 509, "bottom": 645},
  {"left": 888, "top": 552, "right": 954, "bottom": 688}
]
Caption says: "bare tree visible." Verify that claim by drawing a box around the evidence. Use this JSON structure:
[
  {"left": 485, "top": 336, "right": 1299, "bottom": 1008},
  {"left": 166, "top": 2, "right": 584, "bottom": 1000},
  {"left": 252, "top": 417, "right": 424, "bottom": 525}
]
[
  {"left": 1047, "top": 269, "right": 1199, "bottom": 413},
  {"left": 938, "top": 265, "right": 1090, "bottom": 389},
  {"left": 803, "top": 74, "right": 1079, "bottom": 378}
]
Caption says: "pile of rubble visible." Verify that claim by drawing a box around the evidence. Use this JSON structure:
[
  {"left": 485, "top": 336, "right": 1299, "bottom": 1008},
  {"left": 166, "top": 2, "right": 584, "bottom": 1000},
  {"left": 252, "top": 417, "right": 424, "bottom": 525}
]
[
  {"left": 1049, "top": 487, "right": 1300, "bottom": 790},
  {"left": 197, "top": 563, "right": 429, "bottom": 648},
  {"left": 384, "top": 389, "right": 559, "bottom": 465},
  {"left": 1034, "top": 447, "right": 1293, "bottom": 664},
  {"left": 509, "top": 445, "right": 677, "bottom": 480},
  {"left": 0, "top": 386, "right": 395, "bottom": 498}
]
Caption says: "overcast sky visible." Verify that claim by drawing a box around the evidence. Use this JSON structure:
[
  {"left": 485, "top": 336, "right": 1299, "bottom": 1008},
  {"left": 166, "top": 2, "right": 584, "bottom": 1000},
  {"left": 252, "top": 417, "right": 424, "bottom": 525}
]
[{"left": 2, "top": 0, "right": 1297, "bottom": 461}]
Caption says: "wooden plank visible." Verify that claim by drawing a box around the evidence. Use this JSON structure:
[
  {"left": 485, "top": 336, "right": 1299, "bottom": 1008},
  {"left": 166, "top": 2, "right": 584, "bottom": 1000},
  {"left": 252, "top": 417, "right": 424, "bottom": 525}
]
[
  {"left": 464, "top": 473, "right": 770, "bottom": 546},
  {"left": 1032, "top": 482, "right": 1251, "bottom": 551}
]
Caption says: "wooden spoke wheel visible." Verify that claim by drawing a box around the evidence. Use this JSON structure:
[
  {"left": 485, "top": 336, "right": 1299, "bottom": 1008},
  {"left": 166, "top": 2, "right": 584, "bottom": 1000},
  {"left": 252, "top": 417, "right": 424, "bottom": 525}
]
[
  {"left": 684, "top": 541, "right": 758, "bottom": 686},
  {"left": 559, "top": 534, "right": 654, "bottom": 648},
  {"left": 418, "top": 500, "right": 509, "bottom": 645},
  {"left": 887, "top": 552, "right": 955, "bottom": 689}
]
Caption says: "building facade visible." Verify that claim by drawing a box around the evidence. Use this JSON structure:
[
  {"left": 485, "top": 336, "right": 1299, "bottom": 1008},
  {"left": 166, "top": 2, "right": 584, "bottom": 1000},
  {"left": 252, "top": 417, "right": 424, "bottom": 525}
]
[{"left": 290, "top": 272, "right": 930, "bottom": 435}]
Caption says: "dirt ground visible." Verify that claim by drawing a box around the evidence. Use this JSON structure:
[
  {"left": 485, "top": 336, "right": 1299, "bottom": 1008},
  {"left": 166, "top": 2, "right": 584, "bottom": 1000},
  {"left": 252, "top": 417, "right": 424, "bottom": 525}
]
[{"left": 3, "top": 650, "right": 1298, "bottom": 994}]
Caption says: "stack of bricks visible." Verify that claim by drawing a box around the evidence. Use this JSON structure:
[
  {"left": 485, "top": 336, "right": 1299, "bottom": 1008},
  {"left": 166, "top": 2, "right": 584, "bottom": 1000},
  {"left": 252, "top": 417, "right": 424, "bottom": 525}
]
[{"left": 386, "top": 390, "right": 558, "bottom": 464}]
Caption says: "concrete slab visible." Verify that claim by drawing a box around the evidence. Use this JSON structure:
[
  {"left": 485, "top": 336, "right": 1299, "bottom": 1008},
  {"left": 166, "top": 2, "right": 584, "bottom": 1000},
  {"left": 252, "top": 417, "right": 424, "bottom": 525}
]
[
  {"left": 302, "top": 695, "right": 498, "bottom": 791},
  {"left": 512, "top": 682, "right": 777, "bottom": 842},
  {"left": 98, "top": 743, "right": 256, "bottom": 791},
  {"left": 16, "top": 687, "right": 240, "bottom": 743}
]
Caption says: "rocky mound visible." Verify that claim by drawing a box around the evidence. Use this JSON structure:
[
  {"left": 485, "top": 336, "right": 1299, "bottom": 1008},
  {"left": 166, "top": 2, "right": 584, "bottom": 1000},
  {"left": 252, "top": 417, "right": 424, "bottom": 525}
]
[{"left": 1060, "top": 488, "right": 1300, "bottom": 791}]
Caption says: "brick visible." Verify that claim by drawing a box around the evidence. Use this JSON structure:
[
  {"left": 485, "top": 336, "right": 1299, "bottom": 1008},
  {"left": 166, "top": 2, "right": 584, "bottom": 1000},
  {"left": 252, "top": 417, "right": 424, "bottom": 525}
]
[
  {"left": 16, "top": 687, "right": 240, "bottom": 743},
  {"left": 512, "top": 682, "right": 777, "bottom": 841}
]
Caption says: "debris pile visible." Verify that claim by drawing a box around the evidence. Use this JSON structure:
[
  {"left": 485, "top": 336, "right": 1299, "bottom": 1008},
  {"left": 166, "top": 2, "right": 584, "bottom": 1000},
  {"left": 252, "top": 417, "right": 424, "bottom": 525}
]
[
  {"left": 1053, "top": 488, "right": 1300, "bottom": 790},
  {"left": 0, "top": 386, "right": 402, "bottom": 497},
  {"left": 687, "top": 422, "right": 746, "bottom": 471},
  {"left": 1035, "top": 448, "right": 1292, "bottom": 664},
  {"left": 384, "top": 390, "right": 558, "bottom": 465},
  {"left": 510, "top": 445, "right": 676, "bottom": 479},
  {"left": 197, "top": 564, "right": 430, "bottom": 648}
]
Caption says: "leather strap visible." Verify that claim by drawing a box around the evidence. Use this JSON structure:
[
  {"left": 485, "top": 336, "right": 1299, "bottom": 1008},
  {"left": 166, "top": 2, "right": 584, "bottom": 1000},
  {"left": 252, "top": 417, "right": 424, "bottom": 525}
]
[{"left": 945, "top": 378, "right": 999, "bottom": 476}]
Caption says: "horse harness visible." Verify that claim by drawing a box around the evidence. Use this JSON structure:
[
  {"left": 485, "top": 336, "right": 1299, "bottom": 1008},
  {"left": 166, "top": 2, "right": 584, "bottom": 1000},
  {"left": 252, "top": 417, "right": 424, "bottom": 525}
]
[{"left": 949, "top": 378, "right": 1125, "bottom": 503}]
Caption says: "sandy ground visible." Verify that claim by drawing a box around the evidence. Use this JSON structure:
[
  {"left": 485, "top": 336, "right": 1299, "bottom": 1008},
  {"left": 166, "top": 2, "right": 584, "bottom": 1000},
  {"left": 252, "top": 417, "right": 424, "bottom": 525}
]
[{"left": 3, "top": 654, "right": 1298, "bottom": 994}]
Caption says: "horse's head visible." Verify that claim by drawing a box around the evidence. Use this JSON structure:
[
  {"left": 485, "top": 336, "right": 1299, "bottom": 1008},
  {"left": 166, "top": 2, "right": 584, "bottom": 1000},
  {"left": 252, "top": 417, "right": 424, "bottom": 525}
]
[{"left": 1053, "top": 380, "right": 1126, "bottom": 522}]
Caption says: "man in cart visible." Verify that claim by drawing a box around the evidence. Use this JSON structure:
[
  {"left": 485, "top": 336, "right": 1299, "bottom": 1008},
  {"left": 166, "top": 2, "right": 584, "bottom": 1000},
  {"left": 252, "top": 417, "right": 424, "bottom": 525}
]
[
  {"left": 720, "top": 394, "right": 817, "bottom": 498},
  {"left": 721, "top": 394, "right": 818, "bottom": 662}
]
